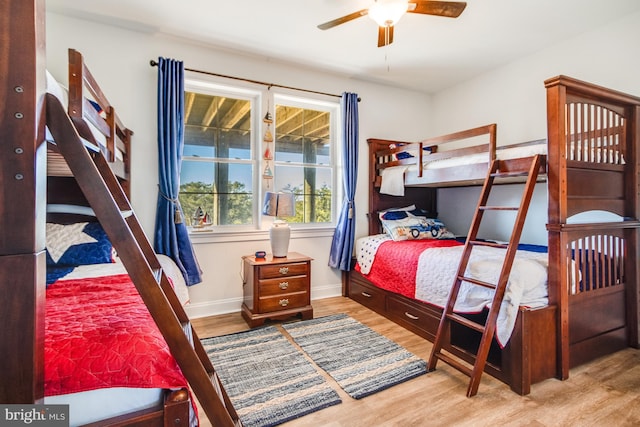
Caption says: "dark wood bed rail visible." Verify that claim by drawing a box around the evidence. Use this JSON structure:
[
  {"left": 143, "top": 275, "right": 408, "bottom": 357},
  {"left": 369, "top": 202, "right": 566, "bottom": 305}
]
[
  {"left": 371, "top": 123, "right": 497, "bottom": 184},
  {"left": 68, "top": 48, "right": 132, "bottom": 167},
  {"left": 48, "top": 49, "right": 133, "bottom": 199}
]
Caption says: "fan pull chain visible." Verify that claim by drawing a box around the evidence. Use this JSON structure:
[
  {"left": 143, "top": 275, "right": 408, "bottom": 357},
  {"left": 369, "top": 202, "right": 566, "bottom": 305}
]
[{"left": 385, "top": 25, "right": 391, "bottom": 72}]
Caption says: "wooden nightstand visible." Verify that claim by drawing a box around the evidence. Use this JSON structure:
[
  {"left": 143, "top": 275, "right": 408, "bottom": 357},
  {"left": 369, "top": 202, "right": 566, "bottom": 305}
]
[{"left": 241, "top": 252, "right": 313, "bottom": 327}]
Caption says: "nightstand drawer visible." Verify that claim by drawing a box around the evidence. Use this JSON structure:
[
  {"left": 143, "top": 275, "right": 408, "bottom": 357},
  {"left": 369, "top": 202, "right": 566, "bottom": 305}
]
[
  {"left": 258, "top": 292, "right": 308, "bottom": 312},
  {"left": 259, "top": 262, "right": 308, "bottom": 279},
  {"left": 259, "top": 276, "right": 308, "bottom": 296}
]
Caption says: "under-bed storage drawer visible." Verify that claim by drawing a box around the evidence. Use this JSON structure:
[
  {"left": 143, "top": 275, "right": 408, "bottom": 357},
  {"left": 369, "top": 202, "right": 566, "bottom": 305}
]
[
  {"left": 348, "top": 278, "right": 386, "bottom": 313},
  {"left": 387, "top": 295, "right": 441, "bottom": 340}
]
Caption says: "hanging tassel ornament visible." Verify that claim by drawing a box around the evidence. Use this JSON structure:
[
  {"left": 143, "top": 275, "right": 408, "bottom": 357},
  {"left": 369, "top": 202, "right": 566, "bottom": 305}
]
[
  {"left": 263, "top": 97, "right": 275, "bottom": 190},
  {"left": 158, "top": 185, "right": 184, "bottom": 224},
  {"left": 174, "top": 206, "right": 183, "bottom": 224}
]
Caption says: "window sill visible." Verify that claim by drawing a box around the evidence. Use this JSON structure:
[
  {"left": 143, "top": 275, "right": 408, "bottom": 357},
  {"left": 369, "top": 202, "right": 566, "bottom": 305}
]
[{"left": 189, "top": 226, "right": 336, "bottom": 244}]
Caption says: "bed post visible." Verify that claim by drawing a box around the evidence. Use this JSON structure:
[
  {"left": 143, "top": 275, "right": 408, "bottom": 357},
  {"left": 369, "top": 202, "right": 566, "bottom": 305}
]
[
  {"left": 544, "top": 77, "right": 569, "bottom": 380},
  {"left": 627, "top": 104, "right": 640, "bottom": 348},
  {"left": 0, "top": 0, "right": 47, "bottom": 403}
]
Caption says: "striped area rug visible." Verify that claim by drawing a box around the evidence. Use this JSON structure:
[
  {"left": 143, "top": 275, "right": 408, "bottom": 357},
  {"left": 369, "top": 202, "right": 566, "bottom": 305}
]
[
  {"left": 282, "top": 313, "right": 428, "bottom": 399},
  {"left": 201, "top": 326, "right": 341, "bottom": 427}
]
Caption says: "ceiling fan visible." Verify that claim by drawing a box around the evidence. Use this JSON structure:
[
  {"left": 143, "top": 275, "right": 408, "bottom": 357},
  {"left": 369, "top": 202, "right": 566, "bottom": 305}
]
[{"left": 318, "top": 0, "right": 467, "bottom": 47}]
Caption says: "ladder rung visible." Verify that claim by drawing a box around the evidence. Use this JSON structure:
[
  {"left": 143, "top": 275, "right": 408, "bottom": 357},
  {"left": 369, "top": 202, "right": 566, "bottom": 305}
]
[
  {"left": 433, "top": 352, "right": 473, "bottom": 377},
  {"left": 181, "top": 321, "right": 195, "bottom": 346},
  {"left": 446, "top": 312, "right": 486, "bottom": 333},
  {"left": 152, "top": 267, "right": 163, "bottom": 284},
  {"left": 469, "top": 240, "right": 508, "bottom": 249},
  {"left": 210, "top": 372, "right": 227, "bottom": 402},
  {"left": 479, "top": 206, "right": 518, "bottom": 211},
  {"left": 458, "top": 275, "right": 496, "bottom": 290},
  {"left": 490, "top": 170, "right": 530, "bottom": 178}
]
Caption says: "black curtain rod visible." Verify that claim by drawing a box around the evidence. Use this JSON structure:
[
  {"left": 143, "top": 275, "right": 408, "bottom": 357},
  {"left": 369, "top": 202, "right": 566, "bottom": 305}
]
[{"left": 149, "top": 60, "right": 360, "bottom": 102}]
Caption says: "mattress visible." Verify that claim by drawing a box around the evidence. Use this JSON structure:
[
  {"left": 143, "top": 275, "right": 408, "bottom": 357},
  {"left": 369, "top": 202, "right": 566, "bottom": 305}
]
[
  {"left": 421, "top": 142, "right": 547, "bottom": 170},
  {"left": 60, "top": 254, "right": 191, "bottom": 306},
  {"left": 44, "top": 388, "right": 165, "bottom": 426}
]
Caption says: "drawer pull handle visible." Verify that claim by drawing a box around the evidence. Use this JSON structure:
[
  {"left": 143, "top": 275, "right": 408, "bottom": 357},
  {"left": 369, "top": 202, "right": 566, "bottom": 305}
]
[
  {"left": 279, "top": 281, "right": 289, "bottom": 290},
  {"left": 279, "top": 299, "right": 289, "bottom": 307},
  {"left": 279, "top": 267, "right": 289, "bottom": 275},
  {"left": 361, "top": 292, "right": 372, "bottom": 298},
  {"left": 404, "top": 312, "right": 419, "bottom": 320}
]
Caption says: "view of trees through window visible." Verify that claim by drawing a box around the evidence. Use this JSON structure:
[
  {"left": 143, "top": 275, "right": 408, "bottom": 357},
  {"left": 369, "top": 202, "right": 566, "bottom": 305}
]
[
  {"left": 274, "top": 101, "right": 333, "bottom": 224},
  {"left": 179, "top": 89, "right": 255, "bottom": 227},
  {"left": 179, "top": 85, "right": 336, "bottom": 229}
]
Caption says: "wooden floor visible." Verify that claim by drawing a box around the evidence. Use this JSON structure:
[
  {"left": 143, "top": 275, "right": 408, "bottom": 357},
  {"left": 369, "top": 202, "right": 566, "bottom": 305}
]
[{"left": 191, "top": 297, "right": 640, "bottom": 427}]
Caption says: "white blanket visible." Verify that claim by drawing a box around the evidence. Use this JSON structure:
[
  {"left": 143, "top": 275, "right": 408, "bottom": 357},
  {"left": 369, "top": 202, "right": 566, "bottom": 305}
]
[
  {"left": 380, "top": 166, "right": 408, "bottom": 196},
  {"left": 356, "top": 234, "right": 391, "bottom": 274},
  {"left": 415, "top": 245, "right": 548, "bottom": 346}
]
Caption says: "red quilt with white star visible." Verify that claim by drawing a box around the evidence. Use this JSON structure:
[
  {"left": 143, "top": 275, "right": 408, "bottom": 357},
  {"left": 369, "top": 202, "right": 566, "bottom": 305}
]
[{"left": 45, "top": 273, "right": 187, "bottom": 396}]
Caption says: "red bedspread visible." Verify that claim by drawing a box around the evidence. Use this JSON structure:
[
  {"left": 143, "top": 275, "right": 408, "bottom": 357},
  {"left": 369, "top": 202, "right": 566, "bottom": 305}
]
[
  {"left": 355, "top": 239, "right": 462, "bottom": 298},
  {"left": 45, "top": 274, "right": 187, "bottom": 396}
]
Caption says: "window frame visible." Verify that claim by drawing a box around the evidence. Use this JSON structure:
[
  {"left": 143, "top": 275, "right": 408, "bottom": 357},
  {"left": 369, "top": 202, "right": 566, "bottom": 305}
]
[
  {"left": 181, "top": 75, "right": 342, "bottom": 240},
  {"left": 181, "top": 77, "right": 262, "bottom": 232},
  {"left": 272, "top": 92, "right": 341, "bottom": 229}
]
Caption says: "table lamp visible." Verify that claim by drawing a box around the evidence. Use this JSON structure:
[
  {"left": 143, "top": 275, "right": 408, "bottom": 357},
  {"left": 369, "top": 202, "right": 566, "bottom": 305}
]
[{"left": 262, "top": 191, "right": 295, "bottom": 257}]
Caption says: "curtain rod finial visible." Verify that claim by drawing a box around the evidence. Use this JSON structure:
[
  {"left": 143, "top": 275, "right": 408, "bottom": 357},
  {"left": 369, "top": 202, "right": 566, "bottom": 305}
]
[{"left": 150, "top": 59, "right": 158, "bottom": 67}]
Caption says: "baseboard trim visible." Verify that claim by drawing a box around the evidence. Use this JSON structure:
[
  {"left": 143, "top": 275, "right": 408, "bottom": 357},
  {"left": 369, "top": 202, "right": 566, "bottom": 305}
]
[{"left": 185, "top": 283, "right": 342, "bottom": 319}]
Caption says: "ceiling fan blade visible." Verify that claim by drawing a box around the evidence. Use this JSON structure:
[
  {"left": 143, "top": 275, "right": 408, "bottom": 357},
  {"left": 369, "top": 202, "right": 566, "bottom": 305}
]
[
  {"left": 377, "top": 25, "right": 394, "bottom": 48},
  {"left": 408, "top": 1, "right": 467, "bottom": 18},
  {"left": 318, "top": 9, "right": 368, "bottom": 30}
]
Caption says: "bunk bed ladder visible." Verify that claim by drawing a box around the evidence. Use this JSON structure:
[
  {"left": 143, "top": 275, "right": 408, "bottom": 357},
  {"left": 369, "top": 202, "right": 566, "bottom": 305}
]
[
  {"left": 45, "top": 93, "right": 241, "bottom": 426},
  {"left": 427, "top": 154, "right": 543, "bottom": 397}
]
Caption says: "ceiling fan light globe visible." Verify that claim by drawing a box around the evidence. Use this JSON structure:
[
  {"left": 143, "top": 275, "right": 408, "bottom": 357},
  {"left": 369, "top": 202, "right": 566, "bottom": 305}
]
[{"left": 368, "top": 0, "right": 409, "bottom": 27}]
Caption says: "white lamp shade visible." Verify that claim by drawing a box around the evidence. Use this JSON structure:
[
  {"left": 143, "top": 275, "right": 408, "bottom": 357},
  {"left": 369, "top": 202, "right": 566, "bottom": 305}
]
[{"left": 368, "top": 0, "right": 409, "bottom": 27}]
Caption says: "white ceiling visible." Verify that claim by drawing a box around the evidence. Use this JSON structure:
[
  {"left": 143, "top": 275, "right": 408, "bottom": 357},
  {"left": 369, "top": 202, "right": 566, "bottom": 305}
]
[{"left": 46, "top": 0, "right": 640, "bottom": 94}]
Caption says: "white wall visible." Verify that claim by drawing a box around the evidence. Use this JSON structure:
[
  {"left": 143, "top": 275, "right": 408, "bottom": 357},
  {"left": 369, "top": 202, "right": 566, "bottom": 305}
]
[
  {"left": 432, "top": 11, "right": 640, "bottom": 245},
  {"left": 45, "top": 11, "right": 433, "bottom": 317},
  {"left": 46, "top": 9, "right": 640, "bottom": 317}
]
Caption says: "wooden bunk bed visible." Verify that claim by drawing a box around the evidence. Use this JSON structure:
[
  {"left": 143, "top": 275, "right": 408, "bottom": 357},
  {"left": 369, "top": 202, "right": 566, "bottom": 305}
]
[
  {"left": 1, "top": 3, "right": 239, "bottom": 425},
  {"left": 42, "top": 48, "right": 194, "bottom": 426},
  {"left": 345, "top": 77, "right": 640, "bottom": 395}
]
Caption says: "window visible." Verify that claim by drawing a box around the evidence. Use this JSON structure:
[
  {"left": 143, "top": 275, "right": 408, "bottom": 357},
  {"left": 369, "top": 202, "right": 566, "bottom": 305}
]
[
  {"left": 179, "top": 82, "right": 258, "bottom": 228},
  {"left": 273, "top": 95, "right": 338, "bottom": 225},
  {"left": 179, "top": 78, "right": 339, "bottom": 232}
]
